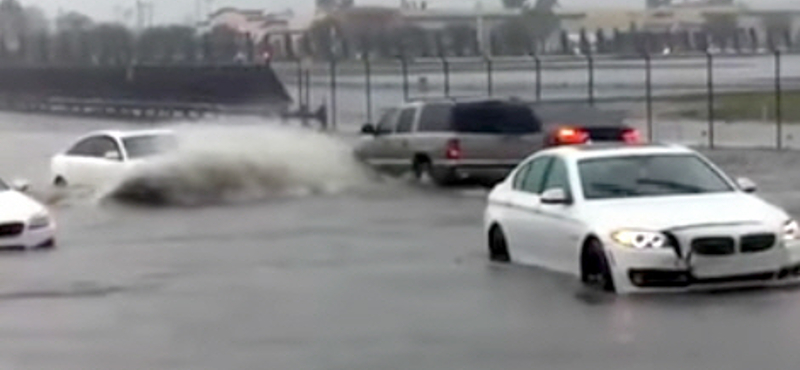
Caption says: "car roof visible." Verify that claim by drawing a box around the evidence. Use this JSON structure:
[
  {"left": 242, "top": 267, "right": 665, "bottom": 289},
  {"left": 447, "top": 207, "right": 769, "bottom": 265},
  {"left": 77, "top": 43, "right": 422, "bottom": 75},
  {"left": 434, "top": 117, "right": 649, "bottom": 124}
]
[
  {"left": 82, "top": 128, "right": 175, "bottom": 140},
  {"left": 404, "top": 96, "right": 527, "bottom": 107},
  {"left": 537, "top": 143, "right": 697, "bottom": 160}
]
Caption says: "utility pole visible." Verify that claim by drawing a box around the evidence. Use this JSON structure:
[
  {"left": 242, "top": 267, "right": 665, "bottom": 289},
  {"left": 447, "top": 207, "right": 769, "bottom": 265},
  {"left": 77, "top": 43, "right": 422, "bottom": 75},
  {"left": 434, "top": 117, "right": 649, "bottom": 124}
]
[
  {"left": 475, "top": 0, "right": 486, "bottom": 56},
  {"left": 136, "top": 0, "right": 143, "bottom": 32}
]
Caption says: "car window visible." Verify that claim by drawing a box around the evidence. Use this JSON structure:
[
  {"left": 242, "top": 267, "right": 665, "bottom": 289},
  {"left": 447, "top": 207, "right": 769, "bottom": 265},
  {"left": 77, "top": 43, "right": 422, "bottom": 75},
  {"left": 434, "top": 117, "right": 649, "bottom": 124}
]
[
  {"left": 123, "top": 134, "right": 178, "bottom": 159},
  {"left": 376, "top": 109, "right": 399, "bottom": 135},
  {"left": 513, "top": 163, "right": 531, "bottom": 190},
  {"left": 418, "top": 103, "right": 453, "bottom": 132},
  {"left": 519, "top": 156, "right": 553, "bottom": 194},
  {"left": 67, "top": 137, "right": 97, "bottom": 156},
  {"left": 395, "top": 108, "right": 417, "bottom": 133},
  {"left": 579, "top": 154, "right": 734, "bottom": 200},
  {"left": 452, "top": 102, "right": 542, "bottom": 134},
  {"left": 93, "top": 136, "right": 122, "bottom": 159},
  {"left": 541, "top": 158, "right": 570, "bottom": 193},
  {"left": 68, "top": 136, "right": 121, "bottom": 158}
]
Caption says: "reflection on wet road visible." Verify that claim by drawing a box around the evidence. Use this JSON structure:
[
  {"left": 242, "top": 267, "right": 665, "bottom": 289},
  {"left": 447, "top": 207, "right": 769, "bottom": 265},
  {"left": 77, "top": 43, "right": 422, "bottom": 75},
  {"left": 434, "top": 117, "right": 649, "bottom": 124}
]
[{"left": 0, "top": 113, "right": 800, "bottom": 369}]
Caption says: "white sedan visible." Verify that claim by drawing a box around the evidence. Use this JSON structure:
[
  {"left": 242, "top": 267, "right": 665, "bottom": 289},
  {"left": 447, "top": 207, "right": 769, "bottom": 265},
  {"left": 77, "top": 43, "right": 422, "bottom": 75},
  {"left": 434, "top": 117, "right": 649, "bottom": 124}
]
[
  {"left": 0, "top": 178, "right": 55, "bottom": 250},
  {"left": 51, "top": 129, "right": 177, "bottom": 188},
  {"left": 484, "top": 144, "right": 800, "bottom": 294}
]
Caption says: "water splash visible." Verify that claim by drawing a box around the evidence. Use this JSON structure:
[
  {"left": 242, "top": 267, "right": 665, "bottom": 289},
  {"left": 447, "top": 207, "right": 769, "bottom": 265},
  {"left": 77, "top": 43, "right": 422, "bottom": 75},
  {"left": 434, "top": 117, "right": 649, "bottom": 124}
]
[{"left": 104, "top": 123, "right": 377, "bottom": 206}]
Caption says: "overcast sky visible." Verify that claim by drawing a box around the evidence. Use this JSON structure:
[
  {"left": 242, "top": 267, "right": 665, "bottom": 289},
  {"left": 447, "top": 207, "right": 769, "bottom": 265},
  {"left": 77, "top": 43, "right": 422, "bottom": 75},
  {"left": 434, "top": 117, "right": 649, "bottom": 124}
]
[{"left": 23, "top": 0, "right": 800, "bottom": 25}]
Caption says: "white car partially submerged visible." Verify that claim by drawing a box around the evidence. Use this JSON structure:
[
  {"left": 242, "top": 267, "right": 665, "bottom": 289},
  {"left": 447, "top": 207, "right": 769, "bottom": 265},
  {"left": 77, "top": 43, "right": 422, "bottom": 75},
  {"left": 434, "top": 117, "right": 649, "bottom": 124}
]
[
  {"left": 484, "top": 144, "right": 800, "bottom": 294},
  {"left": 51, "top": 129, "right": 177, "bottom": 188},
  {"left": 0, "top": 178, "right": 55, "bottom": 250}
]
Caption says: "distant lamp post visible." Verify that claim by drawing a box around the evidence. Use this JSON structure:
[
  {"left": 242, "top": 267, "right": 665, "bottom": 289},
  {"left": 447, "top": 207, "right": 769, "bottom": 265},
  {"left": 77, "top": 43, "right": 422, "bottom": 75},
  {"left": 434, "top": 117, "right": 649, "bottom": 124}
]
[{"left": 475, "top": 0, "right": 486, "bottom": 56}]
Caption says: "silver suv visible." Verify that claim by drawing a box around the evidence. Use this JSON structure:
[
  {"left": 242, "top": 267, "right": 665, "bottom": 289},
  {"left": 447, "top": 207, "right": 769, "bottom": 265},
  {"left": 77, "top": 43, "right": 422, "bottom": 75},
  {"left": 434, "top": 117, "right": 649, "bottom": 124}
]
[{"left": 355, "top": 98, "right": 637, "bottom": 186}]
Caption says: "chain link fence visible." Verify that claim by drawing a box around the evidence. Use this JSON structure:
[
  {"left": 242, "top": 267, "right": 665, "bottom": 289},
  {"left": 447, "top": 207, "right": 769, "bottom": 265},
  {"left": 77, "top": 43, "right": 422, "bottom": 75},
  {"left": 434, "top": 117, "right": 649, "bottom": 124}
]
[{"left": 271, "top": 51, "right": 799, "bottom": 149}]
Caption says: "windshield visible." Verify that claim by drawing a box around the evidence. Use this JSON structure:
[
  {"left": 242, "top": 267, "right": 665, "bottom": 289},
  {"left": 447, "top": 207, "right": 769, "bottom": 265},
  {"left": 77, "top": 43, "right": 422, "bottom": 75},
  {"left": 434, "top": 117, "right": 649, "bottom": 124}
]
[
  {"left": 579, "top": 154, "right": 734, "bottom": 200},
  {"left": 452, "top": 103, "right": 541, "bottom": 134},
  {"left": 123, "top": 134, "right": 178, "bottom": 159}
]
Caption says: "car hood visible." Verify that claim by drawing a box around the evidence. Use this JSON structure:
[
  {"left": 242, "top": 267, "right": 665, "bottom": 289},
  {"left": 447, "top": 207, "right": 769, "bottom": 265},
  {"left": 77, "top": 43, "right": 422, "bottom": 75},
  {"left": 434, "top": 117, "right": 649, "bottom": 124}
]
[
  {"left": 581, "top": 192, "right": 787, "bottom": 232},
  {"left": 0, "top": 191, "right": 45, "bottom": 221}
]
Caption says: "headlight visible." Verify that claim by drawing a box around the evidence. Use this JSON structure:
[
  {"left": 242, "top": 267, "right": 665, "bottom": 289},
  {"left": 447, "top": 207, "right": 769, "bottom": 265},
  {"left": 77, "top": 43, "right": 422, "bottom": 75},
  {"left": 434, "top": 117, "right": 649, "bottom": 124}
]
[
  {"left": 28, "top": 212, "right": 51, "bottom": 230},
  {"left": 784, "top": 219, "right": 799, "bottom": 241},
  {"left": 611, "top": 229, "right": 669, "bottom": 249}
]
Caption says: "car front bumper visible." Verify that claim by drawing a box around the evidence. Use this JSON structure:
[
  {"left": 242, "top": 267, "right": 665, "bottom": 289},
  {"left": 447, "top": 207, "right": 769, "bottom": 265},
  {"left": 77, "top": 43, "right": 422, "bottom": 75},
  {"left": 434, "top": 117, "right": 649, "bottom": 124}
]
[
  {"left": 0, "top": 225, "right": 56, "bottom": 250},
  {"left": 607, "top": 239, "right": 800, "bottom": 294}
]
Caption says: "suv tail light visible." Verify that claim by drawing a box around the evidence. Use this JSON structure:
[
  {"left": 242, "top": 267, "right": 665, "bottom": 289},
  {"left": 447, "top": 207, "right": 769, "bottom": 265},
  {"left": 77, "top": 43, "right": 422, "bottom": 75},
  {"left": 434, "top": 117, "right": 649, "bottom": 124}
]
[
  {"left": 445, "top": 139, "right": 462, "bottom": 160},
  {"left": 622, "top": 128, "right": 641, "bottom": 144},
  {"left": 549, "top": 127, "right": 590, "bottom": 146}
]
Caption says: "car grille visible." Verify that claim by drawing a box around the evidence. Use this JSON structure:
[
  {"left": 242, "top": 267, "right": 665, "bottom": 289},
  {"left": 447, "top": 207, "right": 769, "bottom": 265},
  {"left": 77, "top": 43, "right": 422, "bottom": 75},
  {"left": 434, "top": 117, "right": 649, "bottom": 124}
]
[
  {"left": 0, "top": 223, "right": 24, "bottom": 238},
  {"left": 740, "top": 233, "right": 776, "bottom": 253},
  {"left": 691, "top": 237, "right": 735, "bottom": 256}
]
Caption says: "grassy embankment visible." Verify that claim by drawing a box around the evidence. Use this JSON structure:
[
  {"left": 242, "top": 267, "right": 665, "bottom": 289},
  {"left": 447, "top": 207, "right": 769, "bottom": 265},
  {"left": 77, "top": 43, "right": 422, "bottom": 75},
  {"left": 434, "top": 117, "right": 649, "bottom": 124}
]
[{"left": 666, "top": 91, "right": 800, "bottom": 123}]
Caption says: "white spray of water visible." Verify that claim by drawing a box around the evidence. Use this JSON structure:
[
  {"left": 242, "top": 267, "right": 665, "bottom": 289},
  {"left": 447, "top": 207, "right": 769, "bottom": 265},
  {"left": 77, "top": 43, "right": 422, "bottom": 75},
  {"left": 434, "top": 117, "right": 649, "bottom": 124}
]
[{"left": 105, "top": 123, "right": 378, "bottom": 206}]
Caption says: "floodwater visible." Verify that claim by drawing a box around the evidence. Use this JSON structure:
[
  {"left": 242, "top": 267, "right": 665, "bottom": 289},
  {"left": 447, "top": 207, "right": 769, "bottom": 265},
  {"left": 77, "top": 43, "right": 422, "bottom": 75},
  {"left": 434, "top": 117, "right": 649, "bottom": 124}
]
[{"left": 0, "top": 112, "right": 800, "bottom": 369}]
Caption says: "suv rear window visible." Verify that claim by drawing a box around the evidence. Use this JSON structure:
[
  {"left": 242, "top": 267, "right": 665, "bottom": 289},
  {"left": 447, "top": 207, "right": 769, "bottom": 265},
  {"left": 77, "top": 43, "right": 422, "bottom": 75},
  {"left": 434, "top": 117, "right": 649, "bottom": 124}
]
[{"left": 452, "top": 102, "right": 541, "bottom": 134}]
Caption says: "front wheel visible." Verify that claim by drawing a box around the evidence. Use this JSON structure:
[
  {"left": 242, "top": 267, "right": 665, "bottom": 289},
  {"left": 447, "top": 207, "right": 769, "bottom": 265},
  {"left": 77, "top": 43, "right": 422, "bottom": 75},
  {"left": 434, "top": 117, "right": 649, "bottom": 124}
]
[
  {"left": 488, "top": 226, "right": 511, "bottom": 263},
  {"left": 581, "top": 238, "right": 616, "bottom": 292}
]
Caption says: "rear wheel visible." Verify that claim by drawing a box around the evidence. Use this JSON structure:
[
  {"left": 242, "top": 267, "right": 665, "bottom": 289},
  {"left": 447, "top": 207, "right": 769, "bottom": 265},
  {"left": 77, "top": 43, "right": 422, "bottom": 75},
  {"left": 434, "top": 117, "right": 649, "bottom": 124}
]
[
  {"left": 581, "top": 238, "right": 616, "bottom": 292},
  {"left": 53, "top": 176, "right": 67, "bottom": 188},
  {"left": 412, "top": 156, "right": 457, "bottom": 187},
  {"left": 488, "top": 225, "right": 511, "bottom": 263}
]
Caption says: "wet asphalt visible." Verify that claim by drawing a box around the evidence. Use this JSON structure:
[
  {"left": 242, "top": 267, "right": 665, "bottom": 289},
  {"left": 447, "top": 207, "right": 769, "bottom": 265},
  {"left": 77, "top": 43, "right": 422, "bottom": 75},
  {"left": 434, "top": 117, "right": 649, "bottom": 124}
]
[{"left": 0, "top": 113, "right": 800, "bottom": 370}]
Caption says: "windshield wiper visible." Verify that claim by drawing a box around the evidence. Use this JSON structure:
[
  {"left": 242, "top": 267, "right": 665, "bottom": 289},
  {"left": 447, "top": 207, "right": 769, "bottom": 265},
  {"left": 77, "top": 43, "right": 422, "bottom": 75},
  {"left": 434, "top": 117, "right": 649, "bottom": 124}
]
[
  {"left": 637, "top": 179, "right": 705, "bottom": 193},
  {"left": 590, "top": 182, "right": 638, "bottom": 197}
]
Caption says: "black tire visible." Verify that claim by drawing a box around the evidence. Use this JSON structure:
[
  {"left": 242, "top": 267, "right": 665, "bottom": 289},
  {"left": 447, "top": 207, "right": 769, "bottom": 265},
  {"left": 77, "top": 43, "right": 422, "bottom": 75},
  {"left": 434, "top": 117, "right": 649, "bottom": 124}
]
[
  {"left": 581, "top": 238, "right": 616, "bottom": 292},
  {"left": 53, "top": 176, "right": 67, "bottom": 188},
  {"left": 412, "top": 157, "right": 431, "bottom": 181},
  {"left": 413, "top": 157, "right": 457, "bottom": 187},
  {"left": 488, "top": 226, "right": 511, "bottom": 263}
]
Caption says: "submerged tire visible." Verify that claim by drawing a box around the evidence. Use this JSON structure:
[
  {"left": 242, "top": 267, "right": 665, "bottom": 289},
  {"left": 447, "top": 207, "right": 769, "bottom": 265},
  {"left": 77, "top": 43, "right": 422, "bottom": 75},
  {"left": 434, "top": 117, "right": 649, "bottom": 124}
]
[
  {"left": 53, "top": 176, "right": 67, "bottom": 188},
  {"left": 581, "top": 238, "right": 616, "bottom": 293},
  {"left": 413, "top": 158, "right": 457, "bottom": 187},
  {"left": 488, "top": 226, "right": 511, "bottom": 263}
]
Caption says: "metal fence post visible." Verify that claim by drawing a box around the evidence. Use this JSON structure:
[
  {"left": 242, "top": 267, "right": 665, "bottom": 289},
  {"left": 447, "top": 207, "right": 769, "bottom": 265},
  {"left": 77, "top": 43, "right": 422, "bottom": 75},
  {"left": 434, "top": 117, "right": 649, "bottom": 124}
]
[
  {"left": 304, "top": 68, "right": 311, "bottom": 111},
  {"left": 485, "top": 56, "right": 494, "bottom": 97},
  {"left": 587, "top": 52, "right": 595, "bottom": 106},
  {"left": 441, "top": 55, "right": 450, "bottom": 98},
  {"left": 364, "top": 55, "right": 373, "bottom": 124},
  {"left": 296, "top": 58, "right": 303, "bottom": 107},
  {"left": 645, "top": 53, "right": 653, "bottom": 142},
  {"left": 534, "top": 54, "right": 542, "bottom": 101},
  {"left": 706, "top": 51, "right": 715, "bottom": 149},
  {"left": 776, "top": 49, "right": 783, "bottom": 149},
  {"left": 329, "top": 57, "right": 337, "bottom": 131},
  {"left": 399, "top": 56, "right": 410, "bottom": 101}
]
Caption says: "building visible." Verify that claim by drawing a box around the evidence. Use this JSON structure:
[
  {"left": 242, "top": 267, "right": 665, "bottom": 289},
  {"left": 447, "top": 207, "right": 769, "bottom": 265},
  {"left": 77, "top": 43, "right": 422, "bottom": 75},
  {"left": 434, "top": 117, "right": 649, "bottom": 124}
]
[
  {"left": 297, "top": 4, "right": 586, "bottom": 58},
  {"left": 563, "top": 1, "right": 800, "bottom": 50},
  {"left": 202, "top": 7, "right": 311, "bottom": 60}
]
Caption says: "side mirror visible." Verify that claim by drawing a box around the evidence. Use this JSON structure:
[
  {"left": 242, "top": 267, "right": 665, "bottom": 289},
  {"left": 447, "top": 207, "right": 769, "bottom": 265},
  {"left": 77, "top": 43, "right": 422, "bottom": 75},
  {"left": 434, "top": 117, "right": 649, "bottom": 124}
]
[
  {"left": 736, "top": 177, "right": 757, "bottom": 193},
  {"left": 11, "top": 179, "right": 30, "bottom": 193},
  {"left": 104, "top": 150, "right": 122, "bottom": 161},
  {"left": 541, "top": 188, "right": 572, "bottom": 205},
  {"left": 360, "top": 123, "right": 376, "bottom": 135}
]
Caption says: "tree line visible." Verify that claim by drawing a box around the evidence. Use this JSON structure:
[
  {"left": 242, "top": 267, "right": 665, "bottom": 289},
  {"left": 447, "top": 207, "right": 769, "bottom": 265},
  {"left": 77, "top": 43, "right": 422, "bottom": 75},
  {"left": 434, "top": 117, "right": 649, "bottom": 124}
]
[{"left": 0, "top": 0, "right": 259, "bottom": 66}]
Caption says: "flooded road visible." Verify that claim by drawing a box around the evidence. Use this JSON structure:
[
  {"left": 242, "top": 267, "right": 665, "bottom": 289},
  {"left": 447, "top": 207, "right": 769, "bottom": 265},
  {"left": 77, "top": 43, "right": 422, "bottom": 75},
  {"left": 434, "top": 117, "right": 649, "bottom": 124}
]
[{"left": 1, "top": 113, "right": 800, "bottom": 369}]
